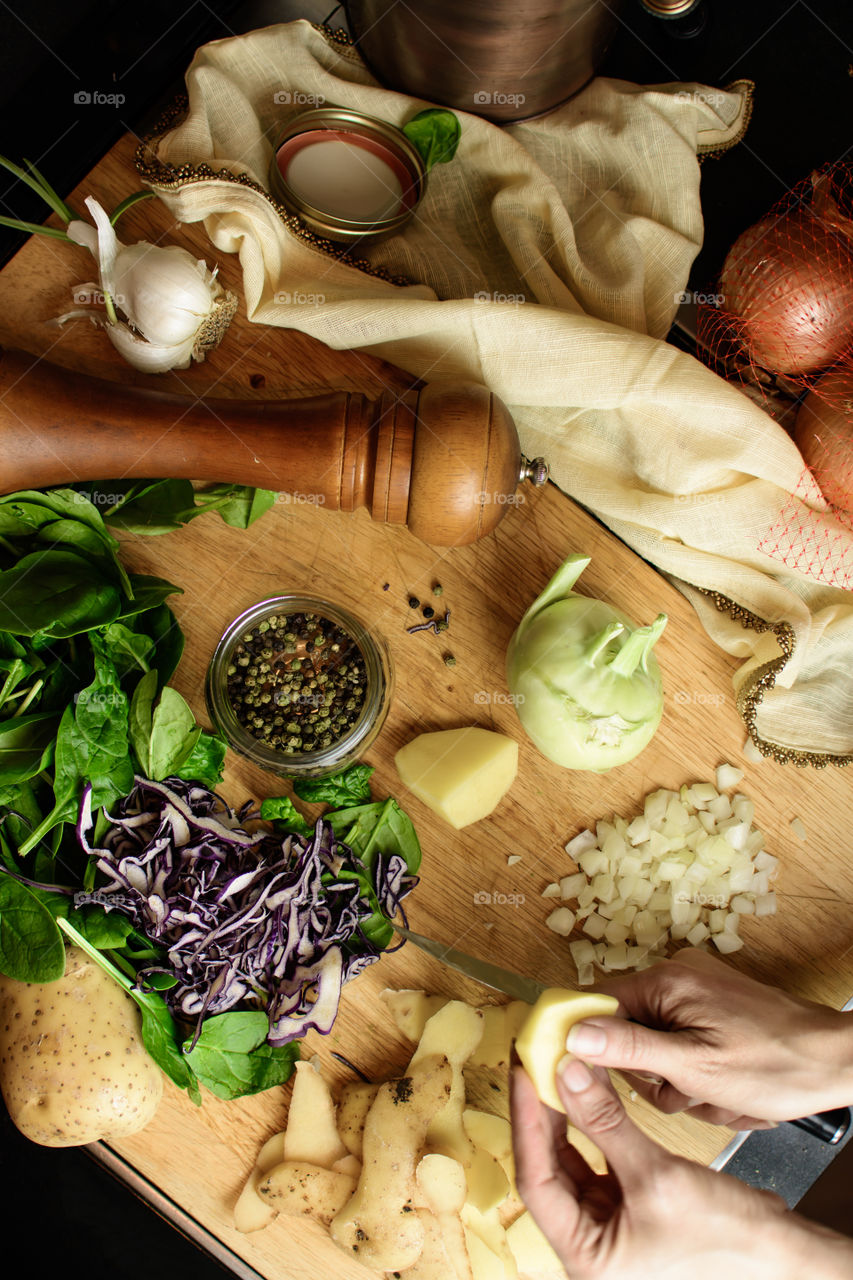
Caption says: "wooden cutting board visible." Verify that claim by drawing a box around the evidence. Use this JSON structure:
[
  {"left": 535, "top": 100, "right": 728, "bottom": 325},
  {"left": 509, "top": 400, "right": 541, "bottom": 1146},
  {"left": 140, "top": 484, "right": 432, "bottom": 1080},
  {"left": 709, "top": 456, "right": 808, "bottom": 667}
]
[{"left": 2, "top": 133, "right": 853, "bottom": 1280}]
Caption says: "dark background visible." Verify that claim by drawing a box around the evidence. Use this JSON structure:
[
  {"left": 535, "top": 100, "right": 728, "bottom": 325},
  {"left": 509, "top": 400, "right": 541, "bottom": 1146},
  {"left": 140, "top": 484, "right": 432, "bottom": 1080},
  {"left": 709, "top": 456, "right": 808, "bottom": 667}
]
[{"left": 0, "top": 2, "right": 851, "bottom": 1277}]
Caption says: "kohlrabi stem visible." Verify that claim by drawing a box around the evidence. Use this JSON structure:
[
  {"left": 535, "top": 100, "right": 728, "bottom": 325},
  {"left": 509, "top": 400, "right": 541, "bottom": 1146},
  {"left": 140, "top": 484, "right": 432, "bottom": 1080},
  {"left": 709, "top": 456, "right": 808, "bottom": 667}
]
[
  {"left": 585, "top": 621, "right": 624, "bottom": 665},
  {"left": 609, "top": 613, "right": 667, "bottom": 678}
]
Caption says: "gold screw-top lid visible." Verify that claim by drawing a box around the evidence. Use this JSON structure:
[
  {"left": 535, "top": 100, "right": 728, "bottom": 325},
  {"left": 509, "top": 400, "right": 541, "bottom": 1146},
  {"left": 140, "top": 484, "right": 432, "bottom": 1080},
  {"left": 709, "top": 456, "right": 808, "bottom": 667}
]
[{"left": 640, "top": 0, "right": 700, "bottom": 14}]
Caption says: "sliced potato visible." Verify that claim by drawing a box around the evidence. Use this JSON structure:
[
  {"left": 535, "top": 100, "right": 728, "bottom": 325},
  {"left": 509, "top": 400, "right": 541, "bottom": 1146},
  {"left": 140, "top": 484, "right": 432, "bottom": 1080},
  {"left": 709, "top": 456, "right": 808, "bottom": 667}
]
[
  {"left": 415, "top": 1155, "right": 473, "bottom": 1280},
  {"left": 460, "top": 1204, "right": 518, "bottom": 1280},
  {"left": 465, "top": 1147, "right": 509, "bottom": 1214},
  {"left": 283, "top": 1059, "right": 349, "bottom": 1167},
  {"left": 514, "top": 987, "right": 618, "bottom": 1113},
  {"left": 469, "top": 1002, "right": 529, "bottom": 1069},
  {"left": 462, "top": 1110, "right": 512, "bottom": 1162},
  {"left": 336, "top": 1079, "right": 380, "bottom": 1158},
  {"left": 401, "top": 1208, "right": 473, "bottom": 1280},
  {"left": 380, "top": 988, "right": 450, "bottom": 1042},
  {"left": 257, "top": 1161, "right": 357, "bottom": 1229},
  {"left": 505, "top": 1210, "right": 565, "bottom": 1276},
  {"left": 409, "top": 1001, "right": 484, "bottom": 1164},
  {"left": 330, "top": 1053, "right": 453, "bottom": 1271}
]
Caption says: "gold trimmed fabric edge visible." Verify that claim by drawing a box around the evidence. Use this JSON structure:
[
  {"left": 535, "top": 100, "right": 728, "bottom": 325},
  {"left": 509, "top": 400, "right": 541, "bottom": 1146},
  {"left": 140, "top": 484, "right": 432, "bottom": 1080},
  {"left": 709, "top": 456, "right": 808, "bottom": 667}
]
[
  {"left": 133, "top": 96, "right": 414, "bottom": 288},
  {"left": 699, "top": 587, "right": 851, "bottom": 768},
  {"left": 697, "top": 78, "right": 755, "bottom": 163}
]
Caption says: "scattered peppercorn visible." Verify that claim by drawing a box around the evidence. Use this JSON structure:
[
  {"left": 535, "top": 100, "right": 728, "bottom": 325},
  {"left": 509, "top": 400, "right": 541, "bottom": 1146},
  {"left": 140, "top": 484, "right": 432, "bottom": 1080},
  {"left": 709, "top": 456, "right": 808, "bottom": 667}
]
[
  {"left": 408, "top": 596, "right": 420, "bottom": 609},
  {"left": 443, "top": 653, "right": 457, "bottom": 667},
  {"left": 432, "top": 583, "right": 443, "bottom": 596},
  {"left": 422, "top": 605, "right": 435, "bottom": 620}
]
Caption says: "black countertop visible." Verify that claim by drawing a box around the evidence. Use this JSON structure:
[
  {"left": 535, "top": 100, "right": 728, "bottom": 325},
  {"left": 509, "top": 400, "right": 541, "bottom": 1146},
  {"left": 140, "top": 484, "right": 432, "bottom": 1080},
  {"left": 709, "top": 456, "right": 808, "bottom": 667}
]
[{"left": 1, "top": 1, "right": 852, "bottom": 1276}]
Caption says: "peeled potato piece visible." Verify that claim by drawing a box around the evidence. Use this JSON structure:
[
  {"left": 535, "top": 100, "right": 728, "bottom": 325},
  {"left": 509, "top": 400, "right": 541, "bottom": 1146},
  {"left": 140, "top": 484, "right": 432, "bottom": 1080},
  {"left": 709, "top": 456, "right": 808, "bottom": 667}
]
[
  {"left": 394, "top": 727, "right": 518, "bottom": 829},
  {"left": 514, "top": 988, "right": 618, "bottom": 1113}
]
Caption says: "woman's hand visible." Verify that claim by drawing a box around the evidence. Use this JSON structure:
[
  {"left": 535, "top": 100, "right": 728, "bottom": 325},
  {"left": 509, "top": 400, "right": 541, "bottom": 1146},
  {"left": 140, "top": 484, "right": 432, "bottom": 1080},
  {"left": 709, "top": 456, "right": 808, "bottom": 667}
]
[
  {"left": 510, "top": 1056, "right": 853, "bottom": 1280},
  {"left": 564, "top": 949, "right": 853, "bottom": 1127}
]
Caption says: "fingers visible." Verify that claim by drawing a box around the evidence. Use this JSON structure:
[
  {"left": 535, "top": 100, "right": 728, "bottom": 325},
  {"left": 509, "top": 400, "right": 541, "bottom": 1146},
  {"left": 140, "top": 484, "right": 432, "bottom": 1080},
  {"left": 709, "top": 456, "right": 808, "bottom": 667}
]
[
  {"left": 565, "top": 1012, "right": 690, "bottom": 1086},
  {"left": 556, "top": 1057, "right": 665, "bottom": 1189},
  {"left": 510, "top": 1067, "right": 577, "bottom": 1193}
]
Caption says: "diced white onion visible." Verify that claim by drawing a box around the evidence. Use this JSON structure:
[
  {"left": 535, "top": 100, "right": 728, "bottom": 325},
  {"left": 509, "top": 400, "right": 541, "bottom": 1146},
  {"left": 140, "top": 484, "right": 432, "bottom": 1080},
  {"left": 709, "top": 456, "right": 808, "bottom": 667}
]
[
  {"left": 716, "top": 762, "right": 744, "bottom": 791},
  {"left": 565, "top": 828, "right": 597, "bottom": 860},
  {"left": 559, "top": 871, "right": 587, "bottom": 899},
  {"left": 545, "top": 907, "right": 576, "bottom": 936},
  {"left": 552, "top": 773, "right": 777, "bottom": 980},
  {"left": 790, "top": 816, "right": 807, "bottom": 840}
]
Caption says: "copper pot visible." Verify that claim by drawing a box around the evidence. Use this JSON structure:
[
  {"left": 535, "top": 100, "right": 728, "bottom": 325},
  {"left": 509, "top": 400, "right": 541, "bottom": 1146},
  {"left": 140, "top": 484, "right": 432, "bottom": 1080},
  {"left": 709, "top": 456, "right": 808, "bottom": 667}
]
[{"left": 345, "top": 0, "right": 626, "bottom": 123}]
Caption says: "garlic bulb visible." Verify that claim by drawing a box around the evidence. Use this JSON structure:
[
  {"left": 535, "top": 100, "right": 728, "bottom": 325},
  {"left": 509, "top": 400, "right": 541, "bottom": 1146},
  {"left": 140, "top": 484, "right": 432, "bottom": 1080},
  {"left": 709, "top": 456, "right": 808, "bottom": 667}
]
[{"left": 66, "top": 197, "right": 237, "bottom": 373}]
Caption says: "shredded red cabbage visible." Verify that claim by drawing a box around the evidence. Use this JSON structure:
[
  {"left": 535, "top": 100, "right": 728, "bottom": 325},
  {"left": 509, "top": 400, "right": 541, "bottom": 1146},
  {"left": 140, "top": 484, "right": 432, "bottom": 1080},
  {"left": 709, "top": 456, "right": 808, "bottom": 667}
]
[{"left": 76, "top": 777, "right": 417, "bottom": 1047}]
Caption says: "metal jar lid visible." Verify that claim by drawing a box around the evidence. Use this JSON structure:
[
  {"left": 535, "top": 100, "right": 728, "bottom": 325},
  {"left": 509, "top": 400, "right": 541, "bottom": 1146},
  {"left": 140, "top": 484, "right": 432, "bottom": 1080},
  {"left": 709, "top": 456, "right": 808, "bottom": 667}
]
[{"left": 268, "top": 106, "right": 426, "bottom": 244}]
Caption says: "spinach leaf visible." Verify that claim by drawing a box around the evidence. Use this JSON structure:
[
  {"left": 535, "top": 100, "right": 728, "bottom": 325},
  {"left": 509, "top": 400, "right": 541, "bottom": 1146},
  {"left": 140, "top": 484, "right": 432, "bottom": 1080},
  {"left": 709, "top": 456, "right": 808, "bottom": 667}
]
[
  {"left": 195, "top": 484, "right": 277, "bottom": 529},
  {"left": 327, "top": 797, "right": 422, "bottom": 876},
  {"left": 69, "top": 643, "right": 134, "bottom": 806},
  {"left": 293, "top": 763, "right": 374, "bottom": 808},
  {"left": 0, "top": 549, "right": 121, "bottom": 637},
  {"left": 402, "top": 108, "right": 461, "bottom": 171},
  {"left": 128, "top": 668, "right": 157, "bottom": 775},
  {"left": 129, "top": 672, "right": 211, "bottom": 781},
  {"left": 142, "top": 602, "right": 185, "bottom": 686},
  {"left": 147, "top": 686, "right": 201, "bottom": 781},
  {"left": 0, "top": 709, "right": 58, "bottom": 784},
  {"left": 0, "top": 872, "right": 65, "bottom": 981},
  {"left": 260, "top": 794, "right": 314, "bottom": 838},
  {"left": 173, "top": 730, "right": 227, "bottom": 787},
  {"left": 81, "top": 478, "right": 276, "bottom": 535},
  {"left": 18, "top": 650, "right": 133, "bottom": 855},
  {"left": 99, "top": 621, "right": 154, "bottom": 677},
  {"left": 117, "top": 575, "right": 182, "bottom": 619},
  {"left": 183, "top": 1010, "right": 300, "bottom": 1099}
]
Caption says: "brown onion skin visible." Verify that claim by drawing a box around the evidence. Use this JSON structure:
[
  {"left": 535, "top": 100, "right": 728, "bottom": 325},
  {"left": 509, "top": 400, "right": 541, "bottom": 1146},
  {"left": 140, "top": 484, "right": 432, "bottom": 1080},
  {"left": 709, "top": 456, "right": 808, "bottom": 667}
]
[
  {"left": 794, "top": 364, "right": 853, "bottom": 512},
  {"left": 721, "top": 213, "right": 853, "bottom": 375}
]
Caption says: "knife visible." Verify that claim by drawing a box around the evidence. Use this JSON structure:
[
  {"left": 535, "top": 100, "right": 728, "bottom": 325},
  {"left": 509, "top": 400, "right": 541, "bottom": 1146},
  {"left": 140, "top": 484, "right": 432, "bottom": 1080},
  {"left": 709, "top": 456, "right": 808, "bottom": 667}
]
[{"left": 392, "top": 923, "right": 851, "bottom": 1145}]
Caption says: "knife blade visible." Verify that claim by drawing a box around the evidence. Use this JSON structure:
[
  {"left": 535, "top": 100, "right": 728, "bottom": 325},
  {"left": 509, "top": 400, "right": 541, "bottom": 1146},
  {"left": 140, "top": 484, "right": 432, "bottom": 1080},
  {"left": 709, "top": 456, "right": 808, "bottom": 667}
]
[
  {"left": 390, "top": 923, "right": 546, "bottom": 1004},
  {"left": 391, "top": 924, "right": 849, "bottom": 1145}
]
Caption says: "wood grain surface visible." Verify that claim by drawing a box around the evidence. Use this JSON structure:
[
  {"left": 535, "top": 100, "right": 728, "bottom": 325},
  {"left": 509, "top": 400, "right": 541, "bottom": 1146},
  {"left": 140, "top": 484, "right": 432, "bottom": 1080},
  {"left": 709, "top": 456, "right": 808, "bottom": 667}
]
[{"left": 2, "top": 133, "right": 852, "bottom": 1280}]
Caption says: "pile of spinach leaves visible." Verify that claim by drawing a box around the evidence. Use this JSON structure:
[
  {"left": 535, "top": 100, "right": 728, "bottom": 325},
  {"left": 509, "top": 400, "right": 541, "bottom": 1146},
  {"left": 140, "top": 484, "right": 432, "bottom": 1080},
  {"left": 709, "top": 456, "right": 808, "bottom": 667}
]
[
  {"left": 0, "top": 490, "right": 421, "bottom": 1104},
  {"left": 0, "top": 486, "right": 300, "bottom": 1103}
]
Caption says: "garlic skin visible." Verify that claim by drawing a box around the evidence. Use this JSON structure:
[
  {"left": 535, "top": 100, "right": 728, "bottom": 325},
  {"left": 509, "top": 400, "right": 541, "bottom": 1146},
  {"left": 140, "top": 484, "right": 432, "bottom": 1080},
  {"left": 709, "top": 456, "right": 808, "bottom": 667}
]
[{"left": 66, "top": 196, "right": 237, "bottom": 373}]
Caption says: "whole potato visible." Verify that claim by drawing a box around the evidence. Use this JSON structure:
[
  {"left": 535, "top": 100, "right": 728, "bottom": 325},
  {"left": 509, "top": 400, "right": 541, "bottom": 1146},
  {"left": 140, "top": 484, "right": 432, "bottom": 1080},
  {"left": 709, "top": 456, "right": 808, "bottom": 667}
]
[{"left": 0, "top": 944, "right": 163, "bottom": 1146}]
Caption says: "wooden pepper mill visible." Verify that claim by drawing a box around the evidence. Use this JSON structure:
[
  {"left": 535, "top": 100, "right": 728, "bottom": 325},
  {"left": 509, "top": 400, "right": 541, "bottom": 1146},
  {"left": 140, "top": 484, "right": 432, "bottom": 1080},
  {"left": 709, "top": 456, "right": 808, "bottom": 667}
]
[{"left": 0, "top": 348, "right": 547, "bottom": 546}]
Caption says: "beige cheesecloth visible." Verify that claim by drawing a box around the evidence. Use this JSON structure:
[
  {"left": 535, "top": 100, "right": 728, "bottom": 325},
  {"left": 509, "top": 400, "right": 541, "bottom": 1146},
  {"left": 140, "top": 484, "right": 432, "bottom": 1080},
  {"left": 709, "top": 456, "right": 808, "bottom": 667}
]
[{"left": 137, "top": 19, "right": 853, "bottom": 765}]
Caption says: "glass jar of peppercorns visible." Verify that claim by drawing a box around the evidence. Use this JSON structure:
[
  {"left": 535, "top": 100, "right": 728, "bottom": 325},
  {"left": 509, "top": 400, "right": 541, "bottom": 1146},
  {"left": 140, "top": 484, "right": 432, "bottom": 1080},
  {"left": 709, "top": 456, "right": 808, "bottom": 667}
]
[{"left": 205, "top": 595, "right": 393, "bottom": 778}]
